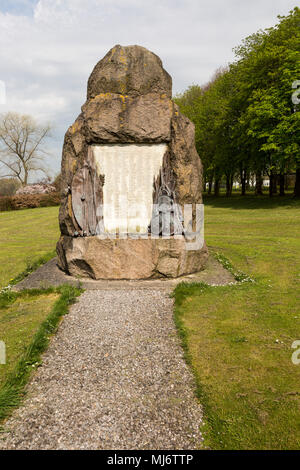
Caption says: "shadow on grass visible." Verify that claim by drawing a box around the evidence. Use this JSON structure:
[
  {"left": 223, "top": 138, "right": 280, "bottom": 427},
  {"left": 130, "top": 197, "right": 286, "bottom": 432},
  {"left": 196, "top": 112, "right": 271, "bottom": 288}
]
[{"left": 203, "top": 193, "right": 300, "bottom": 210}]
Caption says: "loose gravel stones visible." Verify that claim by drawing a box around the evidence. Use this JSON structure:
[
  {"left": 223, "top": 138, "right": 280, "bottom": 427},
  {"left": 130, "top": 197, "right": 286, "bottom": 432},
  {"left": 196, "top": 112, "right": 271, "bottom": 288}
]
[{"left": 0, "top": 289, "right": 204, "bottom": 450}]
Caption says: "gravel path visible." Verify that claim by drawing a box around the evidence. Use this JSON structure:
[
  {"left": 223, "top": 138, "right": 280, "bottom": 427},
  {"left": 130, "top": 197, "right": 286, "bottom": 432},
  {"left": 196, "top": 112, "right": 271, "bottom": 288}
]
[{"left": 0, "top": 289, "right": 204, "bottom": 450}]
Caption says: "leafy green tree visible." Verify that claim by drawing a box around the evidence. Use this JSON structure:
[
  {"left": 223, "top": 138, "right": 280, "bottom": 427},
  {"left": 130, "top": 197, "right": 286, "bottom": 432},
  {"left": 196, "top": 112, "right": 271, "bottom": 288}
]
[
  {"left": 175, "top": 7, "right": 300, "bottom": 198},
  {"left": 233, "top": 7, "right": 300, "bottom": 196}
]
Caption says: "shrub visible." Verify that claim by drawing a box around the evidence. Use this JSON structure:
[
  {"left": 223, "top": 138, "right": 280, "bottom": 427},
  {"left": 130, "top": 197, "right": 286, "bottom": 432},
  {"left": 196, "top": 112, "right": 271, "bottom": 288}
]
[
  {"left": 0, "top": 196, "right": 14, "bottom": 211},
  {"left": 0, "top": 178, "right": 21, "bottom": 197},
  {"left": 0, "top": 192, "right": 60, "bottom": 212}
]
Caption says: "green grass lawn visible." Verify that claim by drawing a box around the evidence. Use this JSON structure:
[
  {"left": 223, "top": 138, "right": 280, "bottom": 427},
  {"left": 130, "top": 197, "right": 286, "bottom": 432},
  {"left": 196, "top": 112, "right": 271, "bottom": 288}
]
[
  {"left": 0, "top": 206, "right": 82, "bottom": 424},
  {"left": 0, "top": 286, "right": 82, "bottom": 423},
  {"left": 0, "top": 206, "right": 59, "bottom": 288},
  {"left": 0, "top": 292, "right": 59, "bottom": 388},
  {"left": 0, "top": 199, "right": 299, "bottom": 447},
  {"left": 174, "top": 194, "right": 300, "bottom": 449}
]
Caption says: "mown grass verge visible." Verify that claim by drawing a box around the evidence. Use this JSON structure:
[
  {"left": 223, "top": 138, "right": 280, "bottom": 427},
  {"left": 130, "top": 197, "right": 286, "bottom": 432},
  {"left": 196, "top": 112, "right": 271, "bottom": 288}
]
[
  {"left": 173, "top": 195, "right": 300, "bottom": 450},
  {"left": 173, "top": 279, "right": 300, "bottom": 450},
  {"left": 0, "top": 285, "right": 82, "bottom": 424},
  {"left": 7, "top": 251, "right": 56, "bottom": 287},
  {"left": 0, "top": 206, "right": 59, "bottom": 288}
]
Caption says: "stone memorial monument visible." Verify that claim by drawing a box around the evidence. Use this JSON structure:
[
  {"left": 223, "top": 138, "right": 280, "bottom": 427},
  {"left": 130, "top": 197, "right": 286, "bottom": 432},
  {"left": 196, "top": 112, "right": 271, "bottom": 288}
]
[{"left": 57, "top": 45, "right": 208, "bottom": 279}]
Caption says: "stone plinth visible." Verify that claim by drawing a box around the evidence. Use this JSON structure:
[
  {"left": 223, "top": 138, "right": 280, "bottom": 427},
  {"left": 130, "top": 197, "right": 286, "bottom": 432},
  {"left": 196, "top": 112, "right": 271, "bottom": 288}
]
[{"left": 57, "top": 236, "right": 209, "bottom": 280}]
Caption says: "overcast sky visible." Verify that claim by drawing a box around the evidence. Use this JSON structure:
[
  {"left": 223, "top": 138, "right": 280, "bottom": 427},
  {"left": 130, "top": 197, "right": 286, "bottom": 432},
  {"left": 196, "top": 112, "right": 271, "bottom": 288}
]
[{"left": 0, "top": 0, "right": 297, "bottom": 178}]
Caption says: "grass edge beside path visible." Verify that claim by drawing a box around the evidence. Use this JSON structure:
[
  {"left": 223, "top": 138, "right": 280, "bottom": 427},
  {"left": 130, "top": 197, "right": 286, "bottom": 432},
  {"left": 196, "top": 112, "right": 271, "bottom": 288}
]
[
  {"left": 172, "top": 282, "right": 215, "bottom": 450},
  {"left": 6, "top": 251, "right": 56, "bottom": 288},
  {"left": 172, "top": 277, "right": 300, "bottom": 450},
  {"left": 0, "top": 285, "right": 83, "bottom": 425},
  {"left": 0, "top": 206, "right": 59, "bottom": 288},
  {"left": 173, "top": 195, "right": 300, "bottom": 450}
]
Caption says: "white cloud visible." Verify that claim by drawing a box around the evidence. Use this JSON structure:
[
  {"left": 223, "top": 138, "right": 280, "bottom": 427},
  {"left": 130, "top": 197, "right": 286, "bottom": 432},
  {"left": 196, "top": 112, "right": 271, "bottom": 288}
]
[{"left": 0, "top": 0, "right": 297, "bottom": 176}]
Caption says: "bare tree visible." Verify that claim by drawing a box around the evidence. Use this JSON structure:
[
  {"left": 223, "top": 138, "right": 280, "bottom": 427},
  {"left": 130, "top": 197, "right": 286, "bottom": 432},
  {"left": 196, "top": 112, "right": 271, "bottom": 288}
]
[{"left": 0, "top": 112, "right": 52, "bottom": 185}]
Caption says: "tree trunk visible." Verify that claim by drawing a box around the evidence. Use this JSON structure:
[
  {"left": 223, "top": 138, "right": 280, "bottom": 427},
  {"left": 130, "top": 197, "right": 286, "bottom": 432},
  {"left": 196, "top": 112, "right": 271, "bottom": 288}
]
[
  {"left": 226, "top": 175, "right": 233, "bottom": 197},
  {"left": 208, "top": 179, "right": 213, "bottom": 195},
  {"left": 284, "top": 174, "right": 289, "bottom": 191},
  {"left": 279, "top": 173, "right": 285, "bottom": 197},
  {"left": 203, "top": 175, "right": 207, "bottom": 192},
  {"left": 24, "top": 170, "right": 28, "bottom": 186},
  {"left": 240, "top": 169, "right": 246, "bottom": 196},
  {"left": 294, "top": 168, "right": 300, "bottom": 198},
  {"left": 246, "top": 172, "right": 251, "bottom": 191},
  {"left": 214, "top": 177, "right": 220, "bottom": 196},
  {"left": 269, "top": 171, "right": 274, "bottom": 197},
  {"left": 272, "top": 173, "right": 278, "bottom": 194},
  {"left": 255, "top": 171, "right": 263, "bottom": 195}
]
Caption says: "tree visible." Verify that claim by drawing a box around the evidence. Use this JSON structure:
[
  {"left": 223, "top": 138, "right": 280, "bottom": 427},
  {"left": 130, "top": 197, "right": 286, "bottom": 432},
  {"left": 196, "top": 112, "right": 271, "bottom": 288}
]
[
  {"left": 173, "top": 85, "right": 203, "bottom": 155},
  {"left": 0, "top": 112, "right": 52, "bottom": 185},
  {"left": 175, "top": 67, "right": 242, "bottom": 196},
  {"left": 53, "top": 172, "right": 62, "bottom": 192},
  {"left": 0, "top": 177, "right": 21, "bottom": 196},
  {"left": 233, "top": 7, "right": 300, "bottom": 197}
]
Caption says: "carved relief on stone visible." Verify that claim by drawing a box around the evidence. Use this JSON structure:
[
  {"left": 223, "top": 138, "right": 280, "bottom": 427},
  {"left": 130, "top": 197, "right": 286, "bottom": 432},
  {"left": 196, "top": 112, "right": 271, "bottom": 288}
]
[
  {"left": 150, "top": 151, "right": 184, "bottom": 237},
  {"left": 71, "top": 148, "right": 104, "bottom": 237}
]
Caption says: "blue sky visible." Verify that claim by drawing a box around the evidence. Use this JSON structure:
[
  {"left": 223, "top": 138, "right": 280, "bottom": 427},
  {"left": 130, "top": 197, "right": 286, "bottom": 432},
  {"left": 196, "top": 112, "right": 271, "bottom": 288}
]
[
  {"left": 0, "top": 0, "right": 37, "bottom": 15},
  {"left": 0, "top": 0, "right": 298, "bottom": 180}
]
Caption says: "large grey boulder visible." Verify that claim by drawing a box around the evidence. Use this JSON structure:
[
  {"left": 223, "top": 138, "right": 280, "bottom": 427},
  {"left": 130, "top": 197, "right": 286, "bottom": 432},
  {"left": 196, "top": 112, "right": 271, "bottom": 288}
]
[
  {"left": 57, "top": 45, "right": 208, "bottom": 279},
  {"left": 87, "top": 45, "right": 172, "bottom": 99}
]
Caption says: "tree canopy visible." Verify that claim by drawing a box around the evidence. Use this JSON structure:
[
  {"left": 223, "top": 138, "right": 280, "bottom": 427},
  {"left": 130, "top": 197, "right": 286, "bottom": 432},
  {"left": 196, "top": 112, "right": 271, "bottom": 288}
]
[{"left": 174, "top": 7, "right": 300, "bottom": 197}]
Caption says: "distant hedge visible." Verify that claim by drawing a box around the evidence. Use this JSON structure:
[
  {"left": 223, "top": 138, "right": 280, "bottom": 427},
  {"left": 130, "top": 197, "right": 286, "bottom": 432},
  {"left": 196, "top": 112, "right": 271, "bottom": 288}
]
[{"left": 0, "top": 192, "right": 60, "bottom": 211}]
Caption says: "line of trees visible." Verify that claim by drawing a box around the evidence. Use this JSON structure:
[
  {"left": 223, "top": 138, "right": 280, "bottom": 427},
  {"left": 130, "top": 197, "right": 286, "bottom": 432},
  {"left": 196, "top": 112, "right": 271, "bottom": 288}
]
[{"left": 174, "top": 7, "right": 300, "bottom": 197}]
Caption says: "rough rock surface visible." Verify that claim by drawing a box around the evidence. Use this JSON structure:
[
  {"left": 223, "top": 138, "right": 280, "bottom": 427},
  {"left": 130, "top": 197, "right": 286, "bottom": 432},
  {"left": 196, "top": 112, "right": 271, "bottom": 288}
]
[
  {"left": 0, "top": 289, "right": 204, "bottom": 450},
  {"left": 57, "top": 236, "right": 209, "bottom": 280},
  {"left": 57, "top": 44, "right": 208, "bottom": 279},
  {"left": 87, "top": 45, "right": 172, "bottom": 100},
  {"left": 13, "top": 256, "right": 236, "bottom": 291},
  {"left": 82, "top": 92, "right": 173, "bottom": 143}
]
